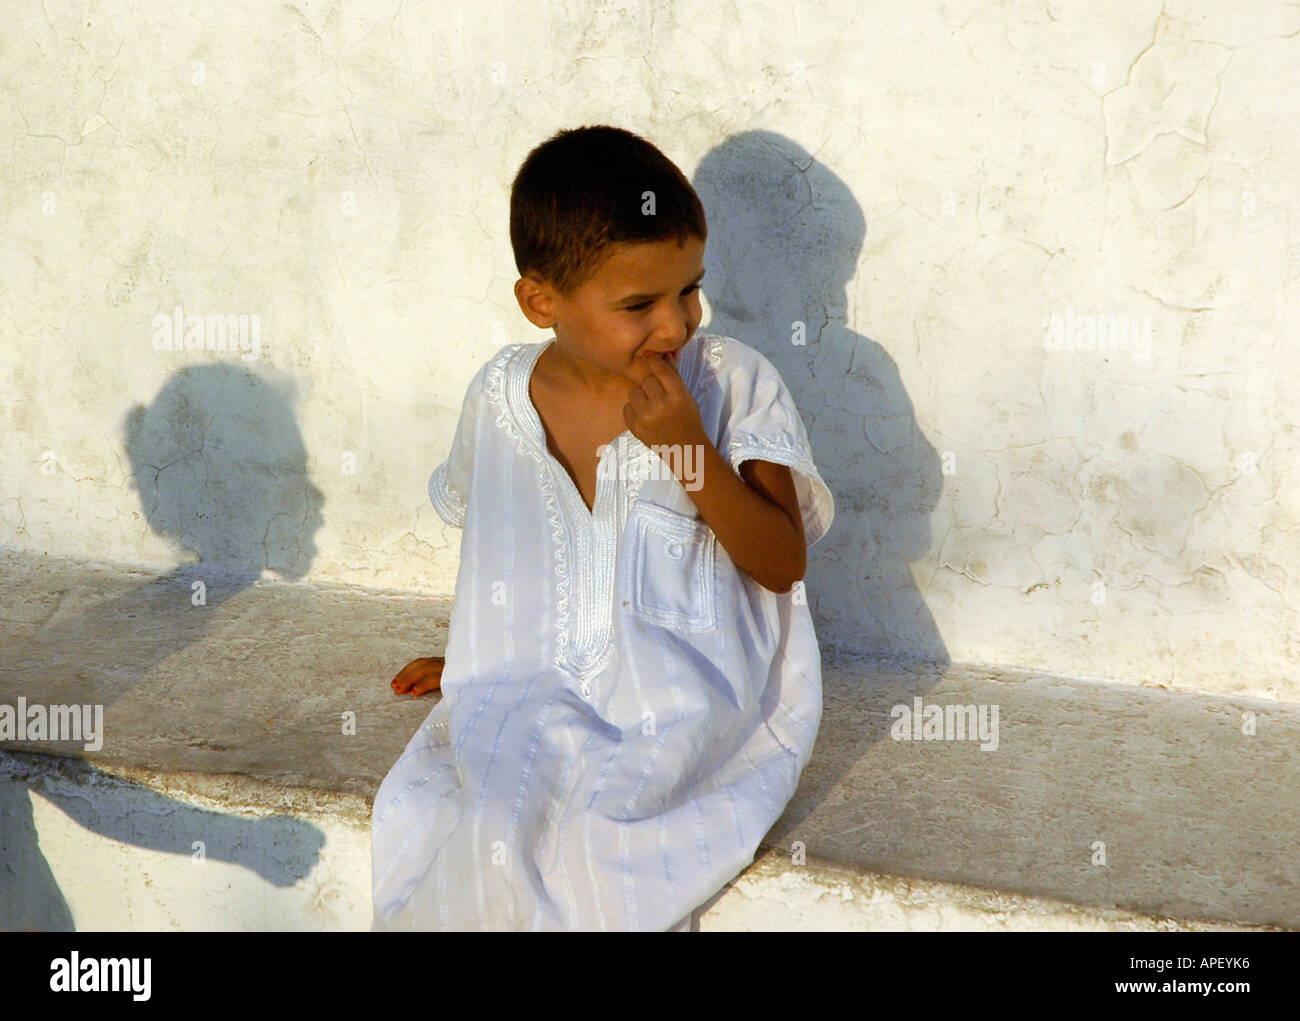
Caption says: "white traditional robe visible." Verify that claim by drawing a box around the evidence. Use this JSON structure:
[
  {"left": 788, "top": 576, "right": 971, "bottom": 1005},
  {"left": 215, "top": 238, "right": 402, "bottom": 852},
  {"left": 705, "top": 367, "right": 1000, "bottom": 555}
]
[{"left": 371, "top": 330, "right": 835, "bottom": 931}]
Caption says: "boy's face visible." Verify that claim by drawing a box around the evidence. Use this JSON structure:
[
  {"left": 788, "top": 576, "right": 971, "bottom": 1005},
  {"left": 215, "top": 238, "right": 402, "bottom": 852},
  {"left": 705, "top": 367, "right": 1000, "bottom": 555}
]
[{"left": 515, "top": 235, "right": 706, "bottom": 388}]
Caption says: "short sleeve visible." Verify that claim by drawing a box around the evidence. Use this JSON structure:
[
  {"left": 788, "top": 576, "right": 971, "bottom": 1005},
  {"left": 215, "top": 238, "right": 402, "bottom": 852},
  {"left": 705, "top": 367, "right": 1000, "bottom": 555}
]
[
  {"left": 714, "top": 338, "right": 836, "bottom": 548},
  {"left": 428, "top": 363, "right": 488, "bottom": 528}
]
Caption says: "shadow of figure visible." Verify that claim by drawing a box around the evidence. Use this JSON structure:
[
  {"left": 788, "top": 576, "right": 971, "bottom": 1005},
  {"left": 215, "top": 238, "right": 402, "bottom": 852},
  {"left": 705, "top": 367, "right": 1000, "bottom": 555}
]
[
  {"left": 692, "top": 131, "right": 948, "bottom": 834},
  {"left": 0, "top": 364, "right": 326, "bottom": 931},
  {"left": 684, "top": 134, "right": 1299, "bottom": 930}
]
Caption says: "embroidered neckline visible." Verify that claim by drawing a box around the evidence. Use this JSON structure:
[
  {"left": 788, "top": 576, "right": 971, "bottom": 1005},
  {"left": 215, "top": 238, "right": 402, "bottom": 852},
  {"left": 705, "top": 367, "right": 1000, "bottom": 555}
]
[{"left": 483, "top": 332, "right": 716, "bottom": 697}]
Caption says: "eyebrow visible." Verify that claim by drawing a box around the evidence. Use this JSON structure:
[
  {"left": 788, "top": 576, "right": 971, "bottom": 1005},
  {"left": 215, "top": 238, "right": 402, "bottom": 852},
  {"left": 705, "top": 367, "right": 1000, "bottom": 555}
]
[{"left": 615, "top": 268, "right": 706, "bottom": 305}]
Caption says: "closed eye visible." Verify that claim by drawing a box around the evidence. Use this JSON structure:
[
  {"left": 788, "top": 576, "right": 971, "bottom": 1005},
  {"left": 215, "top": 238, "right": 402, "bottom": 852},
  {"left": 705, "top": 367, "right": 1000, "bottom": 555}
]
[{"left": 626, "top": 283, "right": 701, "bottom": 313}]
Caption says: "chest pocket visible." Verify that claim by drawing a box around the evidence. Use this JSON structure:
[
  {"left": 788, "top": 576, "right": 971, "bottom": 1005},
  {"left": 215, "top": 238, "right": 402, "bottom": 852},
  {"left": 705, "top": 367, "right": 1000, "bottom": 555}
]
[{"left": 625, "top": 501, "right": 718, "bottom": 632}]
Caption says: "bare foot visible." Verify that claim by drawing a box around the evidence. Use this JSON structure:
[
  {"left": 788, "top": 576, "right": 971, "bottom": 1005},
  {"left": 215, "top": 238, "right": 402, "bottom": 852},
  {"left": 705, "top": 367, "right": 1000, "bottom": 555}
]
[{"left": 391, "top": 656, "right": 444, "bottom": 696}]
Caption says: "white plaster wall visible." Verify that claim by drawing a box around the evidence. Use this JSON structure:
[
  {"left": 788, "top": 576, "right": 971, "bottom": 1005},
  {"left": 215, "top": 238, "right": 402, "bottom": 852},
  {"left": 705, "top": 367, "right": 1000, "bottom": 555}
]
[{"left": 2, "top": 1, "right": 1297, "bottom": 698}]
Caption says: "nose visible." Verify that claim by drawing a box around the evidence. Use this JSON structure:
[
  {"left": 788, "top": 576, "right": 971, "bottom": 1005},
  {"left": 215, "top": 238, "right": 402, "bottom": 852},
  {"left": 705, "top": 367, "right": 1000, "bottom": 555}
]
[{"left": 651, "top": 303, "right": 693, "bottom": 349}]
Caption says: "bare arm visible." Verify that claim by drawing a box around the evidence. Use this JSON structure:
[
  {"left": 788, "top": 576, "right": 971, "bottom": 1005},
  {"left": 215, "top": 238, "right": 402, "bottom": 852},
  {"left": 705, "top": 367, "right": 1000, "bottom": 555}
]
[
  {"left": 680, "top": 444, "right": 805, "bottom": 592},
  {"left": 624, "top": 353, "right": 806, "bottom": 594}
]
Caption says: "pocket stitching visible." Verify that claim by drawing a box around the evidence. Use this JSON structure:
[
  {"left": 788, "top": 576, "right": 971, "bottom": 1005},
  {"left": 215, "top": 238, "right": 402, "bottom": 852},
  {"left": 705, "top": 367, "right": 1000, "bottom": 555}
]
[{"left": 629, "top": 502, "right": 717, "bottom": 632}]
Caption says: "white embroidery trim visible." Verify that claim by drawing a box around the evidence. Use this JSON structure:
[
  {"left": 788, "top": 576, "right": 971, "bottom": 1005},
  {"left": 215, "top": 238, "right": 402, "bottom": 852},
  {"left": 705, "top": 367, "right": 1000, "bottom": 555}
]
[
  {"left": 482, "top": 342, "right": 578, "bottom": 682},
  {"left": 429, "top": 460, "right": 466, "bottom": 527},
  {"left": 725, "top": 431, "right": 834, "bottom": 548},
  {"left": 482, "top": 334, "right": 710, "bottom": 696},
  {"left": 627, "top": 501, "right": 718, "bottom": 631},
  {"left": 702, "top": 335, "right": 833, "bottom": 547}
]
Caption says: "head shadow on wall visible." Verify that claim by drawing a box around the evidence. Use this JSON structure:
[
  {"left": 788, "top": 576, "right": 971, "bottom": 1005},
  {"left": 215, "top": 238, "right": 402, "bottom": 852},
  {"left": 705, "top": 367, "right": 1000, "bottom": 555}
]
[
  {"left": 123, "top": 363, "right": 324, "bottom": 585},
  {"left": 9, "top": 363, "right": 327, "bottom": 704},
  {"left": 692, "top": 130, "right": 947, "bottom": 667}
]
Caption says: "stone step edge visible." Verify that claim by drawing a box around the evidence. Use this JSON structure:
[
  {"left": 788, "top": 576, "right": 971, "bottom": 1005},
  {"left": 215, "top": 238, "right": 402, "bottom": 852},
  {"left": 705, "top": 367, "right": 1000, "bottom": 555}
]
[
  {"left": 736, "top": 844, "right": 1284, "bottom": 932},
  {"left": 1, "top": 749, "right": 373, "bottom": 828},
  {"left": 6, "top": 749, "right": 1284, "bottom": 931}
]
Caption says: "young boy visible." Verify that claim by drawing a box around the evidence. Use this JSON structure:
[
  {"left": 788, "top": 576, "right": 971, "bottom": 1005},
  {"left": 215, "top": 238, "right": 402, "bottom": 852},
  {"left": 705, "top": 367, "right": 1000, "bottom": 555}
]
[{"left": 371, "top": 125, "right": 835, "bottom": 931}]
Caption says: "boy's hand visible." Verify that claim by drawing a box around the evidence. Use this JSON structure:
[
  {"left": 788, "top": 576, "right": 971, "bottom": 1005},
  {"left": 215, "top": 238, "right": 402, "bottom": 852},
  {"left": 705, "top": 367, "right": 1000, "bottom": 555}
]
[
  {"left": 623, "top": 352, "right": 709, "bottom": 453},
  {"left": 391, "top": 656, "right": 444, "bottom": 696}
]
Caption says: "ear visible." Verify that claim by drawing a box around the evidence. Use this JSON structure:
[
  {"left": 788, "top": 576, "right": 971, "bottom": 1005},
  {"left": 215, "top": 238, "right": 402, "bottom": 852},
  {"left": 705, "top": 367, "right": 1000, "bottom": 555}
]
[{"left": 513, "top": 275, "right": 558, "bottom": 330}]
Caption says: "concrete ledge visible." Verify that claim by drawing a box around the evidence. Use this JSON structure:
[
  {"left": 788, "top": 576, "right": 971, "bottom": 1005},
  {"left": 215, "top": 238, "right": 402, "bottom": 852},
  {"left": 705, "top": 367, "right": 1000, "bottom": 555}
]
[
  {"left": 2, "top": 548, "right": 1296, "bottom": 930},
  {"left": 704, "top": 847, "right": 1278, "bottom": 932},
  {"left": 4, "top": 753, "right": 1275, "bottom": 932},
  {"left": 766, "top": 654, "right": 1300, "bottom": 929}
]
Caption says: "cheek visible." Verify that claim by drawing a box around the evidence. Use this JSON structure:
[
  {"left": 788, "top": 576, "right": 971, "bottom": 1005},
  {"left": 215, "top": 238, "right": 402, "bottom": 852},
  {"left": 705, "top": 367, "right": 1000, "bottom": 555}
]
[{"left": 687, "top": 296, "right": 703, "bottom": 327}]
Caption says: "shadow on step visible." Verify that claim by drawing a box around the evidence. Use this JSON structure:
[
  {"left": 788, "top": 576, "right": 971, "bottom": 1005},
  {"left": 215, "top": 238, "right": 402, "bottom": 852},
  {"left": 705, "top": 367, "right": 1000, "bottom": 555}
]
[
  {"left": 1, "top": 751, "right": 324, "bottom": 931},
  {"left": 765, "top": 658, "right": 1300, "bottom": 929}
]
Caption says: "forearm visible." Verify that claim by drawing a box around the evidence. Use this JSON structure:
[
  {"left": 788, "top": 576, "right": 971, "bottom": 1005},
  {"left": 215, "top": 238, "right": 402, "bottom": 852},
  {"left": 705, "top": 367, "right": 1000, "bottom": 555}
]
[{"left": 671, "top": 440, "right": 805, "bottom": 593}]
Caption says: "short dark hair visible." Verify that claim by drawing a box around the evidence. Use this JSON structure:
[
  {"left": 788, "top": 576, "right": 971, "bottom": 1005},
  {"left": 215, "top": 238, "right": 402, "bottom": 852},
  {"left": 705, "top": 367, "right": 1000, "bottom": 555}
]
[{"left": 510, "top": 125, "right": 707, "bottom": 297}]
